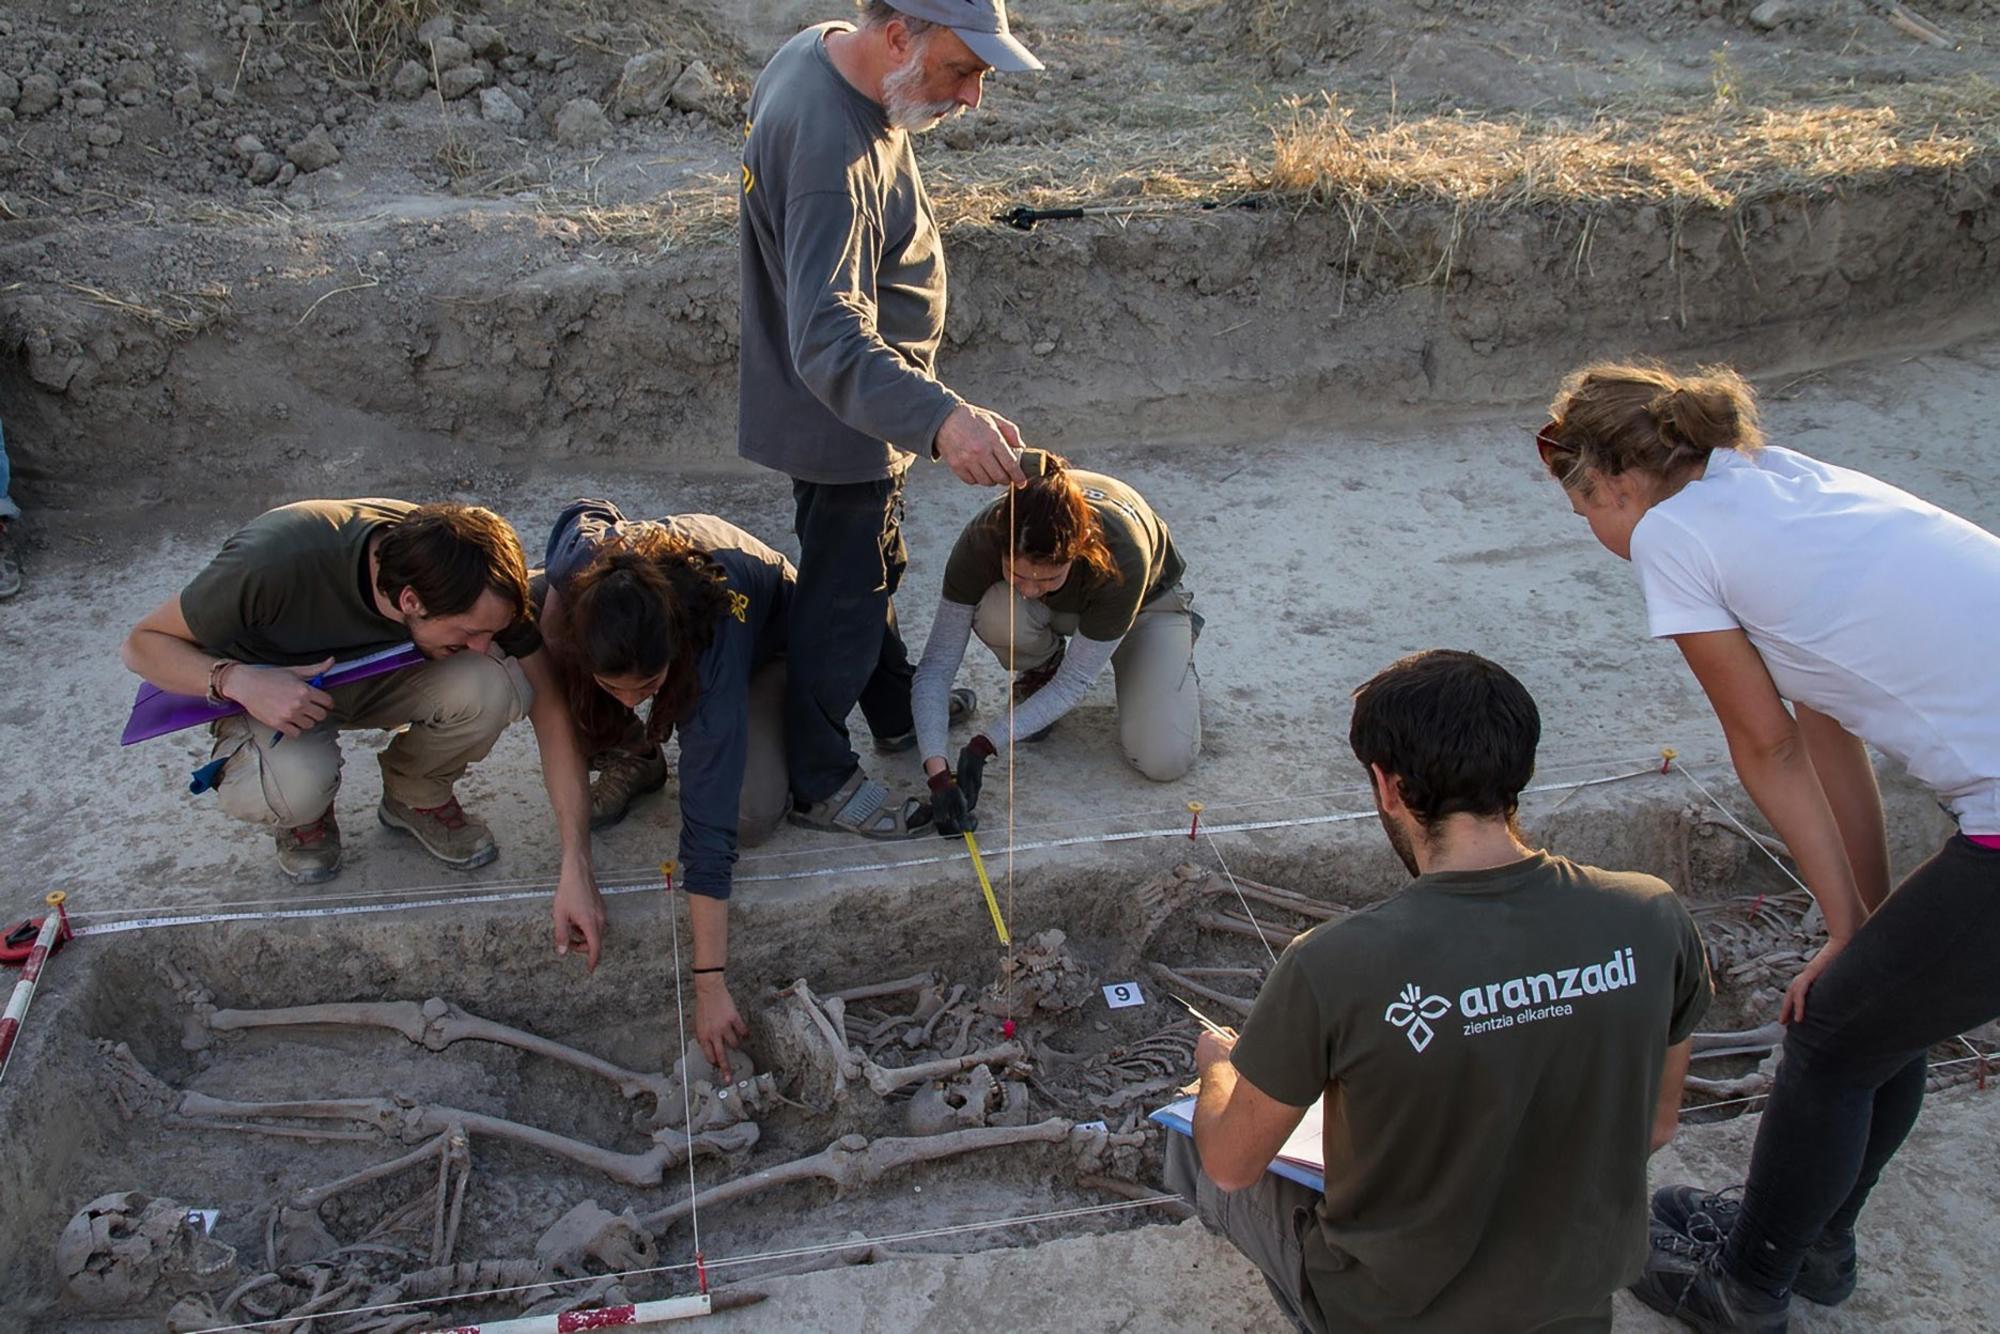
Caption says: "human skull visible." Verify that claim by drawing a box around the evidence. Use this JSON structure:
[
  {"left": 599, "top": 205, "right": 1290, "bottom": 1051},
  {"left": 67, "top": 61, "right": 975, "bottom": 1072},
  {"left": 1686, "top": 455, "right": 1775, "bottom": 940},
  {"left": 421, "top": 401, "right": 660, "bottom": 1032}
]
[{"left": 56, "top": 1192, "right": 237, "bottom": 1311}]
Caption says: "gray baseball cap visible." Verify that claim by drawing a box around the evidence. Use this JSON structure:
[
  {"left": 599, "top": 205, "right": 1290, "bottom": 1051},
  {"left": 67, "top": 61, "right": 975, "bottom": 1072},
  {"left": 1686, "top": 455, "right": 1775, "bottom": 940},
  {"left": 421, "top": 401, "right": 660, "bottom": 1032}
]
[{"left": 887, "top": 0, "right": 1045, "bottom": 73}]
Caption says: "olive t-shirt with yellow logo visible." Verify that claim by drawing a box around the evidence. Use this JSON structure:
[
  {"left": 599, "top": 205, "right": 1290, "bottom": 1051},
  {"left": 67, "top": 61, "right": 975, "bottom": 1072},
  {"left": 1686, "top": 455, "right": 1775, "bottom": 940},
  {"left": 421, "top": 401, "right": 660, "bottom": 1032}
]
[
  {"left": 940, "top": 470, "right": 1185, "bottom": 642},
  {"left": 1229, "top": 852, "right": 1712, "bottom": 1333}
]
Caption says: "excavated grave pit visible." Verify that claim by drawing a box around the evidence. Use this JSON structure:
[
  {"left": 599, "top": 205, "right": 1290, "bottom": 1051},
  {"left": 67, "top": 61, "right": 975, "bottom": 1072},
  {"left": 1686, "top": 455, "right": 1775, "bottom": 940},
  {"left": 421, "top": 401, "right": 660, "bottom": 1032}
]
[{"left": 0, "top": 786, "right": 1966, "bottom": 1329}]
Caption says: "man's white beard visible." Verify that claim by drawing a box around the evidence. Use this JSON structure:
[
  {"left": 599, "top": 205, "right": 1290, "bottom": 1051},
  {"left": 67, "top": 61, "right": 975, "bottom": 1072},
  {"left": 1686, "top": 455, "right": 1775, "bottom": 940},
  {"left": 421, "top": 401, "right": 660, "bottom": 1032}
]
[{"left": 882, "top": 44, "right": 963, "bottom": 133}]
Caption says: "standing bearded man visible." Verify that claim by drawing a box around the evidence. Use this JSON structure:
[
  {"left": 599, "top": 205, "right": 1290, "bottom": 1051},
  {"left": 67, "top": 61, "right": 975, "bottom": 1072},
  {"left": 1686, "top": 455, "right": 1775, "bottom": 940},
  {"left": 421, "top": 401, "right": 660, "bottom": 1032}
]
[{"left": 738, "top": 0, "right": 1043, "bottom": 840}]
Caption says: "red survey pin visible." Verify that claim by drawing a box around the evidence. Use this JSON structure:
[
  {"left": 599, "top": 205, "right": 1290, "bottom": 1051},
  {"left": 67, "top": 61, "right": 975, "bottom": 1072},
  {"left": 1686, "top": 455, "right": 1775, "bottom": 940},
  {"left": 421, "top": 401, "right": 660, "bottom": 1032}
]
[
  {"left": 1002, "top": 1019, "right": 1017, "bottom": 1039},
  {"left": 1187, "top": 801, "right": 1204, "bottom": 841}
]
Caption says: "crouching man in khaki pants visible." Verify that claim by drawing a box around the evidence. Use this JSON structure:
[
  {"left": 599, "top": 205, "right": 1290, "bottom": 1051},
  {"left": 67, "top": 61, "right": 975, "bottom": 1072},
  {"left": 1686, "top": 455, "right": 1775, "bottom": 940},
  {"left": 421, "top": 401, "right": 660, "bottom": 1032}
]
[{"left": 122, "top": 500, "right": 596, "bottom": 904}]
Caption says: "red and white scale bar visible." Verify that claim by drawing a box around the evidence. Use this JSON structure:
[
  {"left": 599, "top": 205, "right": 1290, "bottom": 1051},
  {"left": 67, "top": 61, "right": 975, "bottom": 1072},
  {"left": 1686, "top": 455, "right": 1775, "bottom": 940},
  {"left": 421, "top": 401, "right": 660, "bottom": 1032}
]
[
  {"left": 0, "top": 908, "right": 70, "bottom": 1083},
  {"left": 422, "top": 1295, "right": 710, "bottom": 1333}
]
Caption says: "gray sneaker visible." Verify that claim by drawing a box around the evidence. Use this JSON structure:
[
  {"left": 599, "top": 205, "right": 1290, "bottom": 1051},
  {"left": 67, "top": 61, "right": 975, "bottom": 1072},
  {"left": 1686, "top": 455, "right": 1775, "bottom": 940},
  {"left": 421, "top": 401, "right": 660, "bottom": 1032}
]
[
  {"left": 378, "top": 794, "right": 498, "bottom": 869},
  {"left": 273, "top": 811, "right": 342, "bottom": 884},
  {"left": 0, "top": 521, "right": 20, "bottom": 600}
]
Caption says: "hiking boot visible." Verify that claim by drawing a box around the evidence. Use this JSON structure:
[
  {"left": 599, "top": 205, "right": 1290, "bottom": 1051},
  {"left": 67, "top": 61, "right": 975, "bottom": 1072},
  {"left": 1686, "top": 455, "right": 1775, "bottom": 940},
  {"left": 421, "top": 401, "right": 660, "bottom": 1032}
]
[
  {"left": 1653, "top": 1185, "right": 1857, "bottom": 1307},
  {"left": 873, "top": 688, "right": 978, "bottom": 754},
  {"left": 378, "top": 793, "right": 498, "bottom": 869},
  {"left": 590, "top": 746, "right": 669, "bottom": 830},
  {"left": 1631, "top": 1219, "right": 1791, "bottom": 1333},
  {"left": 1013, "top": 642, "right": 1065, "bottom": 742},
  {"left": 273, "top": 811, "right": 342, "bottom": 884},
  {"left": 0, "top": 520, "right": 20, "bottom": 600}
]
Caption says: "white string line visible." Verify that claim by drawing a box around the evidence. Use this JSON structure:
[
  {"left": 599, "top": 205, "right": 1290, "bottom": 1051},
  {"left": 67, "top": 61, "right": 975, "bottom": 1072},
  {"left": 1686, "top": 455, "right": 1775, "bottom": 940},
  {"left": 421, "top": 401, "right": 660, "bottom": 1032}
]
[
  {"left": 664, "top": 875, "right": 703, "bottom": 1287},
  {"left": 1200, "top": 828, "right": 1278, "bottom": 966},
  {"left": 1669, "top": 761, "right": 1814, "bottom": 898},
  {"left": 64, "top": 754, "right": 1672, "bottom": 919},
  {"left": 189, "top": 1179, "right": 1181, "bottom": 1332},
  {"left": 67, "top": 763, "right": 1668, "bottom": 937}
]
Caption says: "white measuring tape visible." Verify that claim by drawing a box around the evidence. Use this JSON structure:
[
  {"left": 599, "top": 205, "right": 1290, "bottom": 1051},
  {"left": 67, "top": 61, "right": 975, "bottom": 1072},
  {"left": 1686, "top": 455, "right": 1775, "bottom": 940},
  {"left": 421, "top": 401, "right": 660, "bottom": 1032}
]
[{"left": 70, "top": 763, "right": 1666, "bottom": 939}]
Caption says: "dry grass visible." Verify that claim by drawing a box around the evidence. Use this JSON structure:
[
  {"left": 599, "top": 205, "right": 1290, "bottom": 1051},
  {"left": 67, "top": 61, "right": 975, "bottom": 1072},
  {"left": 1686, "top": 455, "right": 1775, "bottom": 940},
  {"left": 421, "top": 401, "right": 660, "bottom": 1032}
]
[
  {"left": 61, "top": 282, "right": 230, "bottom": 338},
  {"left": 534, "top": 179, "right": 739, "bottom": 250},
  {"left": 1265, "top": 77, "right": 2000, "bottom": 214},
  {"left": 316, "top": 0, "right": 444, "bottom": 86},
  {"left": 538, "top": 74, "right": 2000, "bottom": 252}
]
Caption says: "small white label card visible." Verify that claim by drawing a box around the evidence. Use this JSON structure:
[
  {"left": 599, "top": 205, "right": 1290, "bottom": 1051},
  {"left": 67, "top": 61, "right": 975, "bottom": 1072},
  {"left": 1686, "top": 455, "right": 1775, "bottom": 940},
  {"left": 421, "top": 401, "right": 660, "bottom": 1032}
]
[{"left": 1102, "top": 981, "right": 1145, "bottom": 1009}]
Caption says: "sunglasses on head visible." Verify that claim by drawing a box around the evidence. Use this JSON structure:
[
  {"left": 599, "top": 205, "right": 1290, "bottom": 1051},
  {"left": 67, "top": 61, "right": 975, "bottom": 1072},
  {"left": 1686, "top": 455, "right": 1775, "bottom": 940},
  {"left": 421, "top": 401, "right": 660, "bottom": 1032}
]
[{"left": 1535, "top": 419, "right": 1574, "bottom": 473}]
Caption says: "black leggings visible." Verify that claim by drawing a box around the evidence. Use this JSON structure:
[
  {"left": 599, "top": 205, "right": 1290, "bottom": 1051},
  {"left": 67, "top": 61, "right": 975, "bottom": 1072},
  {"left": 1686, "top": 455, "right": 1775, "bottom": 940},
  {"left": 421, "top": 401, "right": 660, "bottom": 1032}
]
[{"left": 1723, "top": 834, "right": 2000, "bottom": 1293}]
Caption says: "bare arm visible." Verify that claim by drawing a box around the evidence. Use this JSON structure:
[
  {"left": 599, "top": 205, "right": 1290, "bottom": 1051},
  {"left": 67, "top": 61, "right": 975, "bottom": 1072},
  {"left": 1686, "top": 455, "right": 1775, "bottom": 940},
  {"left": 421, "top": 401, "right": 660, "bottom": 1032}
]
[
  {"left": 121, "top": 594, "right": 333, "bottom": 737},
  {"left": 1674, "top": 629, "right": 1867, "bottom": 1020},
  {"left": 688, "top": 892, "right": 747, "bottom": 1069},
  {"left": 1795, "top": 703, "right": 1891, "bottom": 913},
  {"left": 123, "top": 594, "right": 227, "bottom": 696},
  {"left": 1651, "top": 1038, "right": 1692, "bottom": 1153},
  {"left": 520, "top": 649, "right": 601, "bottom": 967},
  {"left": 1191, "top": 1032, "right": 1312, "bottom": 1193}
]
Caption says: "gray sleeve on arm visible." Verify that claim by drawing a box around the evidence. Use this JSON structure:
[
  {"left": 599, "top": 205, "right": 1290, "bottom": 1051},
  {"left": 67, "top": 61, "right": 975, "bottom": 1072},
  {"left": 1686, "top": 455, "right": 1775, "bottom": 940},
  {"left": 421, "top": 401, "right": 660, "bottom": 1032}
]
[
  {"left": 912, "top": 596, "right": 975, "bottom": 763},
  {"left": 994, "top": 634, "right": 1119, "bottom": 750},
  {"left": 783, "top": 190, "right": 962, "bottom": 450}
]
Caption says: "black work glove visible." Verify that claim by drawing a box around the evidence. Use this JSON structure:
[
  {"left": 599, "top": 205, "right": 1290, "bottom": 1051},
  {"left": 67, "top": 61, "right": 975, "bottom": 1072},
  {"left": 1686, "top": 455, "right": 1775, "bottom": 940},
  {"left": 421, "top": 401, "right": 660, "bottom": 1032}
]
[
  {"left": 957, "top": 735, "right": 997, "bottom": 810},
  {"left": 930, "top": 769, "right": 977, "bottom": 837}
]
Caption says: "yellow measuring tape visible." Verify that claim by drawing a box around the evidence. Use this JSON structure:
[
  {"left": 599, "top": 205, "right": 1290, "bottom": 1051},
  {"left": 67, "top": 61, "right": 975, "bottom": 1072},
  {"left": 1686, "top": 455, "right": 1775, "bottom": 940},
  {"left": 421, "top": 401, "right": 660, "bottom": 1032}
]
[{"left": 962, "top": 831, "right": 1011, "bottom": 945}]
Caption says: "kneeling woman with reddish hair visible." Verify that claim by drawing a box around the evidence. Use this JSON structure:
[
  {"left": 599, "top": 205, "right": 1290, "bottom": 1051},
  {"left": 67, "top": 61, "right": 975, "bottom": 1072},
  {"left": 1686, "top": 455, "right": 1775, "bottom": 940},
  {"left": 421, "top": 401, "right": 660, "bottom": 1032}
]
[
  {"left": 913, "top": 455, "right": 1201, "bottom": 832},
  {"left": 1536, "top": 362, "right": 2000, "bottom": 1331},
  {"left": 539, "top": 501, "right": 794, "bottom": 1070}
]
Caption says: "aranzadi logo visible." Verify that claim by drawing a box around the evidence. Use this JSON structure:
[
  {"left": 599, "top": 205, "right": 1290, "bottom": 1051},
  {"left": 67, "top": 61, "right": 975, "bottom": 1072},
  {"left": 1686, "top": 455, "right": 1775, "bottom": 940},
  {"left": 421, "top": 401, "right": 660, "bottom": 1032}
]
[
  {"left": 1387, "top": 946, "right": 1640, "bottom": 1049},
  {"left": 1383, "top": 984, "right": 1453, "bottom": 1052}
]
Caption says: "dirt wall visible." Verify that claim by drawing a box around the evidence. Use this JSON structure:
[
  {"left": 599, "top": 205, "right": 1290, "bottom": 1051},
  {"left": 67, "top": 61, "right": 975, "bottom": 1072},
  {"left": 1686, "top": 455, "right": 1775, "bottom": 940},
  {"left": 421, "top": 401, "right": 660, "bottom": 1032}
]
[{"left": 4, "top": 156, "right": 1997, "bottom": 505}]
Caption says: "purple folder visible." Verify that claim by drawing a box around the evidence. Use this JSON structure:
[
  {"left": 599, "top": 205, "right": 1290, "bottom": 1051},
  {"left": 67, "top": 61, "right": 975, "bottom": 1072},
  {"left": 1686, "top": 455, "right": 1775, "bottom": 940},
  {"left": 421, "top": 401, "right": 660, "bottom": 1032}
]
[{"left": 121, "top": 643, "right": 427, "bottom": 745}]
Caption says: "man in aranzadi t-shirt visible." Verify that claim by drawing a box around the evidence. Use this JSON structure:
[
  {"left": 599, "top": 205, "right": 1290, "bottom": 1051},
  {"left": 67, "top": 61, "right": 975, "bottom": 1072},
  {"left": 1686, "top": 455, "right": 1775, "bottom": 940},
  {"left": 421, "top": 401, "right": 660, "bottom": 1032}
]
[{"left": 1170, "top": 650, "right": 1711, "bottom": 1333}]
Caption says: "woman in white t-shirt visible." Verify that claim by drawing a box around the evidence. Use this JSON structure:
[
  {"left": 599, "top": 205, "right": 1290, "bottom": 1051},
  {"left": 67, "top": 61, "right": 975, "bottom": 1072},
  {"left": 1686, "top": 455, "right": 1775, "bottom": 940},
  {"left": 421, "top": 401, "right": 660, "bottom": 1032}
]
[{"left": 1536, "top": 361, "right": 2000, "bottom": 1332}]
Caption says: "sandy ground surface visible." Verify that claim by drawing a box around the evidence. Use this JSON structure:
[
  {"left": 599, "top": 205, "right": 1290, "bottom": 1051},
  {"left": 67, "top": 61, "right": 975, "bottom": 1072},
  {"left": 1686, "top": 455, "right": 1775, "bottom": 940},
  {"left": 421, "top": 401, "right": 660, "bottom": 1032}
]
[
  {"left": 699, "top": 1086, "right": 2000, "bottom": 1332},
  {"left": 2, "top": 339, "right": 1998, "bottom": 1331},
  {"left": 2, "top": 334, "right": 1995, "bottom": 927}
]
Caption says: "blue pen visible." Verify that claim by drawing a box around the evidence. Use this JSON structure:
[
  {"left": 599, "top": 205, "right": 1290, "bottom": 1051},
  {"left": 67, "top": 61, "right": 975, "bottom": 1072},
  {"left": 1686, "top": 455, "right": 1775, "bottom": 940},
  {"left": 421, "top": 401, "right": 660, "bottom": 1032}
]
[{"left": 270, "top": 667, "right": 332, "bottom": 745}]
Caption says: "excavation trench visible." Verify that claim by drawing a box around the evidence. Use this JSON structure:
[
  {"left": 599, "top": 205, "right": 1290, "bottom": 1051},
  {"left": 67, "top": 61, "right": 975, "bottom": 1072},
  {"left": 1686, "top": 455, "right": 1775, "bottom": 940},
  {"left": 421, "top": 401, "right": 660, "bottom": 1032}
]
[{"left": 0, "top": 784, "right": 1966, "bottom": 1328}]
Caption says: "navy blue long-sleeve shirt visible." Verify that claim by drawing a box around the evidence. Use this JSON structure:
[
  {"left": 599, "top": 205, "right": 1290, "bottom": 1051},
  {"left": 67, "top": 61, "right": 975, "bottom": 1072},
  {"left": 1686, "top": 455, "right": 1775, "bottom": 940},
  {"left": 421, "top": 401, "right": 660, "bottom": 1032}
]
[{"left": 543, "top": 500, "right": 793, "bottom": 899}]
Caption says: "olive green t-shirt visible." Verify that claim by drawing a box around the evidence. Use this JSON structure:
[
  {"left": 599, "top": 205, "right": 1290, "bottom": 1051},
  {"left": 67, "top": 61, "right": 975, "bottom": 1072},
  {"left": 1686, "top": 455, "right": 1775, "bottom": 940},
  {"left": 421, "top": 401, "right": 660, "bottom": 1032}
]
[
  {"left": 1229, "top": 852, "right": 1711, "bottom": 1333},
  {"left": 179, "top": 499, "right": 541, "bottom": 666},
  {"left": 939, "top": 471, "right": 1185, "bottom": 641}
]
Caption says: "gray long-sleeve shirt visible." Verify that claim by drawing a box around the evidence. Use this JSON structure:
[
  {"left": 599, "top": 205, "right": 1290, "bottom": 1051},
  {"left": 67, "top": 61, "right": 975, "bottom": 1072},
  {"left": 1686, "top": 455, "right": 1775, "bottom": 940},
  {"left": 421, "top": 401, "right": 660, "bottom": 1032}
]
[{"left": 737, "top": 23, "right": 962, "bottom": 484}]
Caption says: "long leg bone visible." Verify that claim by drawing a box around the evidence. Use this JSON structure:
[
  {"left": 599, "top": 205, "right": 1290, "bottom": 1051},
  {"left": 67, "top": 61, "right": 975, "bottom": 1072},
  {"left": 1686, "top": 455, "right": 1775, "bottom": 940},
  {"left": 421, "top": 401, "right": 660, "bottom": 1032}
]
[
  {"left": 1147, "top": 962, "right": 1254, "bottom": 1019},
  {"left": 1191, "top": 911, "right": 1302, "bottom": 950},
  {"left": 640, "top": 1118, "right": 1079, "bottom": 1232},
  {"left": 864, "top": 1042, "right": 1025, "bottom": 1097},
  {"left": 1691, "top": 1022, "right": 1786, "bottom": 1062},
  {"left": 828, "top": 973, "right": 940, "bottom": 1004},
  {"left": 206, "top": 999, "right": 678, "bottom": 1124},
  {"left": 175, "top": 1092, "right": 757, "bottom": 1188}
]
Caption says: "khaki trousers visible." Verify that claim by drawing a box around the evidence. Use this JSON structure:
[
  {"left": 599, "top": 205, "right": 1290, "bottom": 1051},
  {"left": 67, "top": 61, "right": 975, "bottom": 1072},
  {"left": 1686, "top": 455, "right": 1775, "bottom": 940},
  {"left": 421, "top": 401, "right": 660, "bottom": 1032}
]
[
  {"left": 212, "top": 648, "right": 532, "bottom": 829},
  {"left": 971, "top": 582, "right": 1202, "bottom": 781},
  {"left": 596, "top": 659, "right": 791, "bottom": 847}
]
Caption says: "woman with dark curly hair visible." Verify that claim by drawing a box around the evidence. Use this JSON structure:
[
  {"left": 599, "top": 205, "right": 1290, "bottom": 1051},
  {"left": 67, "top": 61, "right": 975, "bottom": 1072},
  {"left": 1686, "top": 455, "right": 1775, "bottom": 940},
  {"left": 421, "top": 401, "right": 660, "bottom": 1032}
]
[{"left": 538, "top": 500, "right": 794, "bottom": 1069}]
